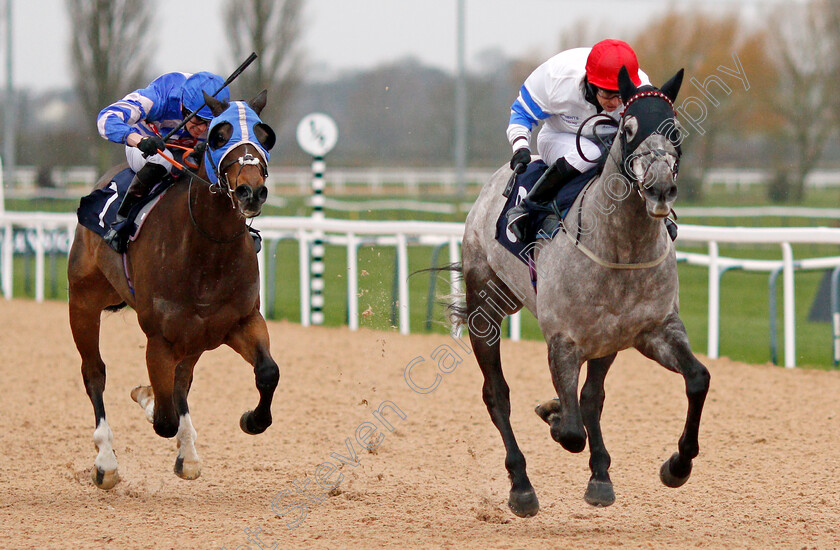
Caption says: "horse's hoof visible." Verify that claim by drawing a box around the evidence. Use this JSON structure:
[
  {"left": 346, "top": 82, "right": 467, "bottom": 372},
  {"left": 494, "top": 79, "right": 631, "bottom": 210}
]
[
  {"left": 584, "top": 479, "right": 615, "bottom": 507},
  {"left": 535, "top": 398, "right": 560, "bottom": 424},
  {"left": 239, "top": 410, "right": 268, "bottom": 435},
  {"left": 550, "top": 424, "right": 587, "bottom": 453},
  {"left": 659, "top": 452, "right": 692, "bottom": 488},
  {"left": 130, "top": 385, "right": 155, "bottom": 424},
  {"left": 508, "top": 487, "right": 540, "bottom": 518},
  {"left": 91, "top": 466, "right": 120, "bottom": 490},
  {"left": 174, "top": 455, "right": 201, "bottom": 480}
]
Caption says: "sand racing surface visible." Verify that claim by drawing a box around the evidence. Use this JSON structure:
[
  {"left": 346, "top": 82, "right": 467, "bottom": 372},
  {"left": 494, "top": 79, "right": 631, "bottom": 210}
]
[{"left": 1, "top": 298, "right": 839, "bottom": 549}]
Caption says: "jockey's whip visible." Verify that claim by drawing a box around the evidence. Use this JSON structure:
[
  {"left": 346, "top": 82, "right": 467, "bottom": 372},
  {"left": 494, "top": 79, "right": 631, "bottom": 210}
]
[
  {"left": 503, "top": 162, "right": 526, "bottom": 198},
  {"left": 160, "top": 52, "right": 259, "bottom": 144}
]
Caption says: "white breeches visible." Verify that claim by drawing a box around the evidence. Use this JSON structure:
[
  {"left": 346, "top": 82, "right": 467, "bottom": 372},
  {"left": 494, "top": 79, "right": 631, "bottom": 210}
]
[
  {"left": 125, "top": 145, "right": 175, "bottom": 174},
  {"left": 537, "top": 128, "right": 605, "bottom": 172}
]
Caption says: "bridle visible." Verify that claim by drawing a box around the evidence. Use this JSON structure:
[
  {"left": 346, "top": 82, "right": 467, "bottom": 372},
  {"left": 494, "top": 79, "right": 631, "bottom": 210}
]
[
  {"left": 618, "top": 90, "right": 681, "bottom": 191},
  {"left": 187, "top": 144, "right": 268, "bottom": 243},
  {"left": 563, "top": 88, "right": 681, "bottom": 270},
  {"left": 576, "top": 89, "right": 681, "bottom": 194},
  {"left": 208, "top": 144, "right": 268, "bottom": 204}
]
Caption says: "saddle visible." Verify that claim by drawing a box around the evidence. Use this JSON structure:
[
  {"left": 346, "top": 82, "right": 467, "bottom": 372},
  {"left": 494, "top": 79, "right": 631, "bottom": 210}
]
[
  {"left": 495, "top": 161, "right": 598, "bottom": 268},
  {"left": 77, "top": 168, "right": 172, "bottom": 245}
]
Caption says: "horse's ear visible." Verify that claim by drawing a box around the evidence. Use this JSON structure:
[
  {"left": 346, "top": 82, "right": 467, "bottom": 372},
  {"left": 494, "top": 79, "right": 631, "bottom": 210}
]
[
  {"left": 254, "top": 123, "right": 276, "bottom": 151},
  {"left": 660, "top": 68, "right": 685, "bottom": 103},
  {"left": 248, "top": 90, "right": 268, "bottom": 116},
  {"left": 203, "top": 91, "right": 229, "bottom": 118},
  {"left": 618, "top": 66, "right": 637, "bottom": 104}
]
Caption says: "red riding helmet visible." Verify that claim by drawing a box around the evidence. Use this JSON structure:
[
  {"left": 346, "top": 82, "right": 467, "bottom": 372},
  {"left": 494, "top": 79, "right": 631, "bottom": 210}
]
[{"left": 586, "top": 39, "right": 641, "bottom": 91}]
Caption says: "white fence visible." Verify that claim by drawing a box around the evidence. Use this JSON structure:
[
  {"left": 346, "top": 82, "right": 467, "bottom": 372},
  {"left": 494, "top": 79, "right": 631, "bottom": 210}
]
[
  {"left": 3, "top": 213, "right": 840, "bottom": 368},
  {"left": 10, "top": 166, "right": 840, "bottom": 194}
]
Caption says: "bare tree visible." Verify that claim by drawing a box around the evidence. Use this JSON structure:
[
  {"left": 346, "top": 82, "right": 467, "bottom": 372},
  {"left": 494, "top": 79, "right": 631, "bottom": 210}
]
[
  {"left": 765, "top": 0, "right": 838, "bottom": 201},
  {"left": 633, "top": 10, "right": 767, "bottom": 201},
  {"left": 67, "top": 0, "right": 152, "bottom": 171},
  {"left": 224, "top": 0, "right": 305, "bottom": 131}
]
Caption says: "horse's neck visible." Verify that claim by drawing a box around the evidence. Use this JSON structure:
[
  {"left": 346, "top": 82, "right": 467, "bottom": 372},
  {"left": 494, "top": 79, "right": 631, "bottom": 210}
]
[{"left": 572, "top": 147, "right": 664, "bottom": 255}]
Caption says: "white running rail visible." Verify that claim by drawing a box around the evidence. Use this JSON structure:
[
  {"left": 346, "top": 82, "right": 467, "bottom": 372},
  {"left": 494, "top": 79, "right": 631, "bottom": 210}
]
[{"left": 3, "top": 214, "right": 840, "bottom": 367}]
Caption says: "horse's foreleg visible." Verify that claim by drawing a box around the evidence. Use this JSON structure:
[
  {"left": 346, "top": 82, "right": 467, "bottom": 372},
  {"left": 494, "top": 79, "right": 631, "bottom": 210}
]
[
  {"left": 69, "top": 277, "right": 121, "bottom": 490},
  {"left": 225, "top": 312, "right": 279, "bottom": 435},
  {"left": 580, "top": 354, "right": 616, "bottom": 506},
  {"left": 545, "top": 335, "right": 586, "bottom": 453},
  {"left": 465, "top": 268, "right": 537, "bottom": 517},
  {"left": 636, "top": 315, "right": 710, "bottom": 488},
  {"left": 145, "top": 336, "right": 180, "bottom": 438},
  {"left": 173, "top": 354, "right": 202, "bottom": 480}
]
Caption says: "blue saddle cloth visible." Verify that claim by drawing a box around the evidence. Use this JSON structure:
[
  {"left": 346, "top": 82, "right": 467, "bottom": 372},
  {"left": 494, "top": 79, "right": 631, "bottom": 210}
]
[
  {"left": 76, "top": 168, "right": 172, "bottom": 240},
  {"left": 495, "top": 160, "right": 598, "bottom": 267}
]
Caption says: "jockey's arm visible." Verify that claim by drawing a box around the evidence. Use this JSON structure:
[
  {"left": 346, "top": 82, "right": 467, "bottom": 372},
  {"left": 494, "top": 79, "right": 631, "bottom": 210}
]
[{"left": 125, "top": 133, "right": 143, "bottom": 148}]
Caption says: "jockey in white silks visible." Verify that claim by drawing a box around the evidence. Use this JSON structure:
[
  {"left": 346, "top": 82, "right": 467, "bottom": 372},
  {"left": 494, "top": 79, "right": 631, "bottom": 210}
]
[{"left": 504, "top": 39, "right": 652, "bottom": 241}]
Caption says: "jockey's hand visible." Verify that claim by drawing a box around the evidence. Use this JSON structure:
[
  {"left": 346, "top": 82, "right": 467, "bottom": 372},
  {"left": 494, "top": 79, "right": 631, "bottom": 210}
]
[
  {"left": 510, "top": 148, "right": 531, "bottom": 174},
  {"left": 137, "top": 136, "right": 166, "bottom": 157}
]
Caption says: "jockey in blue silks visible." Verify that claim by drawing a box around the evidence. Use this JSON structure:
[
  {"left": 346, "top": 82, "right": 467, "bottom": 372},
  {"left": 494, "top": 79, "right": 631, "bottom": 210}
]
[
  {"left": 204, "top": 101, "right": 271, "bottom": 187},
  {"left": 96, "top": 71, "right": 230, "bottom": 251}
]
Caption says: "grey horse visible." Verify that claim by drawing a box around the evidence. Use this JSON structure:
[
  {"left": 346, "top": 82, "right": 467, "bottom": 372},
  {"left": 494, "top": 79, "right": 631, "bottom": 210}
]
[{"left": 457, "top": 67, "right": 710, "bottom": 517}]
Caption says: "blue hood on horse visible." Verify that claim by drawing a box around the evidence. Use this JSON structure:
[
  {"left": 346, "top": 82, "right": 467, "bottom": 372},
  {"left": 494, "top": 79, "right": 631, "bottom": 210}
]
[{"left": 204, "top": 101, "right": 272, "bottom": 185}]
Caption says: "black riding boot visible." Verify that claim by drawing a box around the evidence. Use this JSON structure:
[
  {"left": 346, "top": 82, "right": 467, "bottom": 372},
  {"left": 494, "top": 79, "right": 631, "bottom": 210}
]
[
  {"left": 103, "top": 163, "right": 168, "bottom": 252},
  {"left": 506, "top": 157, "right": 582, "bottom": 241}
]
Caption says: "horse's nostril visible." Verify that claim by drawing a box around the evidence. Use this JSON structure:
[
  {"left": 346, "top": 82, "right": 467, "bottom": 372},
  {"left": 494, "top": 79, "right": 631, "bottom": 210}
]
[
  {"left": 235, "top": 187, "right": 251, "bottom": 201},
  {"left": 257, "top": 186, "right": 267, "bottom": 202}
]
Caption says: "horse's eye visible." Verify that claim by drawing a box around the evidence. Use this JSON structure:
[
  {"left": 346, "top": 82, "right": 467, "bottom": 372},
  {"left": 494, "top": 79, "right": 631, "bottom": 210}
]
[
  {"left": 254, "top": 123, "right": 276, "bottom": 151},
  {"left": 208, "top": 122, "right": 233, "bottom": 150}
]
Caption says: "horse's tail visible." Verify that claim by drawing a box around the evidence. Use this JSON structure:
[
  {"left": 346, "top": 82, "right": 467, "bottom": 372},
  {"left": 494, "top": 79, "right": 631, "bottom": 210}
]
[{"left": 410, "top": 262, "right": 467, "bottom": 332}]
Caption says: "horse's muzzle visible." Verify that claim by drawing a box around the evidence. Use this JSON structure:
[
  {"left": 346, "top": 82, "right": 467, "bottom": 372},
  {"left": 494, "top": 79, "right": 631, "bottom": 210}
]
[
  {"left": 641, "top": 162, "right": 677, "bottom": 218},
  {"left": 235, "top": 184, "right": 268, "bottom": 217}
]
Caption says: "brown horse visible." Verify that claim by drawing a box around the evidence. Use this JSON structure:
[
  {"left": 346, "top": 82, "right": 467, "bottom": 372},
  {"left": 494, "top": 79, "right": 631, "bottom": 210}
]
[{"left": 68, "top": 91, "right": 278, "bottom": 490}]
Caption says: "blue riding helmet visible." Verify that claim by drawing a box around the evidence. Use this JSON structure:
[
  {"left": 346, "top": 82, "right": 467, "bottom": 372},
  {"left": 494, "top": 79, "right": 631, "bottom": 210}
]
[
  {"left": 181, "top": 72, "right": 230, "bottom": 120},
  {"left": 204, "top": 101, "right": 273, "bottom": 185}
]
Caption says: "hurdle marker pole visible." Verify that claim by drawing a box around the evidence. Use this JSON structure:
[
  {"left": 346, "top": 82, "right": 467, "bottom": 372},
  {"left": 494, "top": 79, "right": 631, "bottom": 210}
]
[{"left": 310, "top": 155, "right": 326, "bottom": 325}]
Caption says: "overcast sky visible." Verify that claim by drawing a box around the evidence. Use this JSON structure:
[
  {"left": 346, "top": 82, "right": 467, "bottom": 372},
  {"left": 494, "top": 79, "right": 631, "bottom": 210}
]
[{"left": 6, "top": 0, "right": 778, "bottom": 92}]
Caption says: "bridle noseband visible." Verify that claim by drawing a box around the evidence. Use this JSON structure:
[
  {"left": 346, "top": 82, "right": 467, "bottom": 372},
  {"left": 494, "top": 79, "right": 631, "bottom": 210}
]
[{"left": 209, "top": 145, "right": 269, "bottom": 205}]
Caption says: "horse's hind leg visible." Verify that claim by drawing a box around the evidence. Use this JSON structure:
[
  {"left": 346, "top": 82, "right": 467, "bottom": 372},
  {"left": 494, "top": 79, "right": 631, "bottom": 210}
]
[
  {"left": 68, "top": 267, "right": 123, "bottom": 490},
  {"left": 464, "top": 267, "right": 536, "bottom": 517},
  {"left": 636, "top": 315, "right": 710, "bottom": 488},
  {"left": 225, "top": 311, "right": 280, "bottom": 435}
]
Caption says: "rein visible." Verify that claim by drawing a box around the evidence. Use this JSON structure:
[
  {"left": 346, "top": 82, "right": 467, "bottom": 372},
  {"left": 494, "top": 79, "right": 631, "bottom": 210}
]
[{"left": 561, "top": 178, "right": 672, "bottom": 270}]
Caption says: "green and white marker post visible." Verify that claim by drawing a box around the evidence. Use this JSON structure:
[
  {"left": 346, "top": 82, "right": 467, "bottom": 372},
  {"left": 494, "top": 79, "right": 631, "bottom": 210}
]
[{"left": 296, "top": 113, "right": 338, "bottom": 326}]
